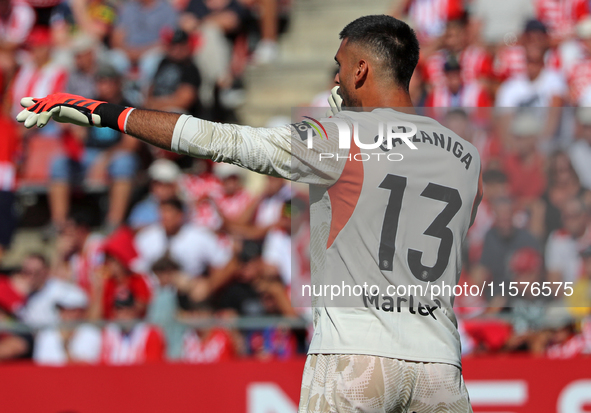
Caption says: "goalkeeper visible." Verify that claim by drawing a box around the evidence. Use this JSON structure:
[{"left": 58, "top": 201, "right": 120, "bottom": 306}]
[{"left": 19, "top": 15, "right": 478, "bottom": 413}]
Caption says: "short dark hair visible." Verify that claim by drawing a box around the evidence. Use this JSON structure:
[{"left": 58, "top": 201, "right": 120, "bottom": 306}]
[
  {"left": 339, "top": 15, "right": 420, "bottom": 91},
  {"left": 482, "top": 169, "right": 508, "bottom": 185},
  {"left": 151, "top": 254, "right": 181, "bottom": 273},
  {"left": 68, "top": 209, "right": 94, "bottom": 230},
  {"left": 160, "top": 197, "right": 185, "bottom": 213}
]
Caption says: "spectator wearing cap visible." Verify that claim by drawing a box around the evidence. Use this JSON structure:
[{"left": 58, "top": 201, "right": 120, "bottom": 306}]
[
  {"left": 134, "top": 198, "right": 230, "bottom": 278},
  {"left": 100, "top": 290, "right": 165, "bottom": 364},
  {"left": 10, "top": 26, "right": 68, "bottom": 119},
  {"left": 65, "top": 34, "right": 99, "bottom": 99},
  {"left": 128, "top": 159, "right": 181, "bottom": 230},
  {"left": 109, "top": 0, "right": 178, "bottom": 89},
  {"left": 33, "top": 284, "right": 102, "bottom": 365},
  {"left": 53, "top": 210, "right": 105, "bottom": 293},
  {"left": 145, "top": 28, "right": 201, "bottom": 116},
  {"left": 569, "top": 107, "right": 591, "bottom": 190},
  {"left": 48, "top": 64, "right": 139, "bottom": 231},
  {"left": 425, "top": 56, "right": 491, "bottom": 109},
  {"left": 91, "top": 227, "right": 152, "bottom": 320},
  {"left": 546, "top": 197, "right": 591, "bottom": 285}
]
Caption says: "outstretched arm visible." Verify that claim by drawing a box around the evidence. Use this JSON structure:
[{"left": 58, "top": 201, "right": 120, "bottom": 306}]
[
  {"left": 16, "top": 92, "right": 346, "bottom": 185},
  {"left": 125, "top": 109, "right": 180, "bottom": 150}
]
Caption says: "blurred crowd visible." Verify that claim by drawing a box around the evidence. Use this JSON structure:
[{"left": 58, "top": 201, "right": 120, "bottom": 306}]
[
  {"left": 0, "top": 0, "right": 302, "bottom": 365},
  {"left": 2, "top": 0, "right": 591, "bottom": 366},
  {"left": 0, "top": 161, "right": 309, "bottom": 364}
]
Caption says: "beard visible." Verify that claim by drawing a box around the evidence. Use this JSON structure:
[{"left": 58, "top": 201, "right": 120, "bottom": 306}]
[{"left": 338, "top": 83, "right": 361, "bottom": 109}]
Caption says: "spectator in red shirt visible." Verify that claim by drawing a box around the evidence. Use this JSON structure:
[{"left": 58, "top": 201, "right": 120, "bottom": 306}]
[
  {"left": 424, "top": 15, "right": 493, "bottom": 89},
  {"left": 0, "top": 0, "right": 35, "bottom": 80},
  {"left": 180, "top": 300, "right": 238, "bottom": 363},
  {"left": 502, "top": 112, "right": 547, "bottom": 207},
  {"left": 391, "top": 0, "right": 464, "bottom": 46},
  {"left": 536, "top": 0, "right": 590, "bottom": 45},
  {"left": 100, "top": 291, "right": 165, "bottom": 364},
  {"left": 10, "top": 27, "right": 68, "bottom": 118},
  {"left": 425, "top": 57, "right": 491, "bottom": 112},
  {"left": 0, "top": 114, "right": 20, "bottom": 260},
  {"left": 52, "top": 211, "right": 104, "bottom": 293},
  {"left": 0, "top": 268, "right": 31, "bottom": 317},
  {"left": 207, "top": 163, "right": 254, "bottom": 230},
  {"left": 90, "top": 227, "right": 151, "bottom": 320}
]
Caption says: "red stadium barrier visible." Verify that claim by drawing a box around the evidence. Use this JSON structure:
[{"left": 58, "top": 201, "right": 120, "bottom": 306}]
[{"left": 0, "top": 357, "right": 590, "bottom": 413}]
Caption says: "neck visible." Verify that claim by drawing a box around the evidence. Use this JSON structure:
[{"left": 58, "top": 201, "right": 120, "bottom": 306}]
[
  {"left": 359, "top": 86, "right": 415, "bottom": 114},
  {"left": 166, "top": 226, "right": 181, "bottom": 237}
]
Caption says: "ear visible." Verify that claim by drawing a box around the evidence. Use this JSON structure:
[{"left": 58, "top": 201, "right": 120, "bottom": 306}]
[{"left": 353, "top": 59, "right": 369, "bottom": 88}]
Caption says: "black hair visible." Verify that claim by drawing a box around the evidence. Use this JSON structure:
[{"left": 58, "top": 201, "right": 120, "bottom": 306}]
[
  {"left": 339, "top": 15, "right": 420, "bottom": 91},
  {"left": 151, "top": 254, "right": 181, "bottom": 273},
  {"left": 445, "top": 108, "right": 469, "bottom": 121},
  {"left": 238, "top": 239, "right": 263, "bottom": 263},
  {"left": 482, "top": 169, "right": 508, "bottom": 185},
  {"left": 68, "top": 209, "right": 94, "bottom": 230},
  {"left": 160, "top": 197, "right": 185, "bottom": 213}
]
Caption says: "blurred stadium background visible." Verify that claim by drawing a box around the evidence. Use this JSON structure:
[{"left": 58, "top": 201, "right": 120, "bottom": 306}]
[{"left": 1, "top": 0, "right": 591, "bottom": 411}]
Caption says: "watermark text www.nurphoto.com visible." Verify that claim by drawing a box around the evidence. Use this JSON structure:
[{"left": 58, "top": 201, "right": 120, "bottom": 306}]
[{"left": 301, "top": 281, "right": 574, "bottom": 301}]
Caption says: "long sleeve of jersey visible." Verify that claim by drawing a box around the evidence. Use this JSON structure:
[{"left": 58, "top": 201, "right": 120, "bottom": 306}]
[{"left": 171, "top": 114, "right": 348, "bottom": 186}]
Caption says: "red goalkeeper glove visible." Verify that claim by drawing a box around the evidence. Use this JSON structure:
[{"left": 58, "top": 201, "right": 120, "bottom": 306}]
[{"left": 16, "top": 93, "right": 135, "bottom": 132}]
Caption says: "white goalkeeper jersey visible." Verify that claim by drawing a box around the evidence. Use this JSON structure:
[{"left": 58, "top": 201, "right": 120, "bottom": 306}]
[{"left": 171, "top": 108, "right": 482, "bottom": 368}]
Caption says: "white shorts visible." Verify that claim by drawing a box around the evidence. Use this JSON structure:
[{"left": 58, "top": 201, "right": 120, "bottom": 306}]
[{"left": 298, "top": 354, "right": 472, "bottom": 413}]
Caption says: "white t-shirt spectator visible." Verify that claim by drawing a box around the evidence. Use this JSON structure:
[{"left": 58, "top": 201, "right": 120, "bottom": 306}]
[
  {"left": 263, "top": 229, "right": 293, "bottom": 286},
  {"left": 545, "top": 228, "right": 591, "bottom": 283},
  {"left": 496, "top": 70, "right": 567, "bottom": 107},
  {"left": 254, "top": 185, "right": 292, "bottom": 227},
  {"left": 134, "top": 223, "right": 230, "bottom": 277},
  {"left": 21, "top": 279, "right": 79, "bottom": 328},
  {"left": 34, "top": 325, "right": 102, "bottom": 365}
]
